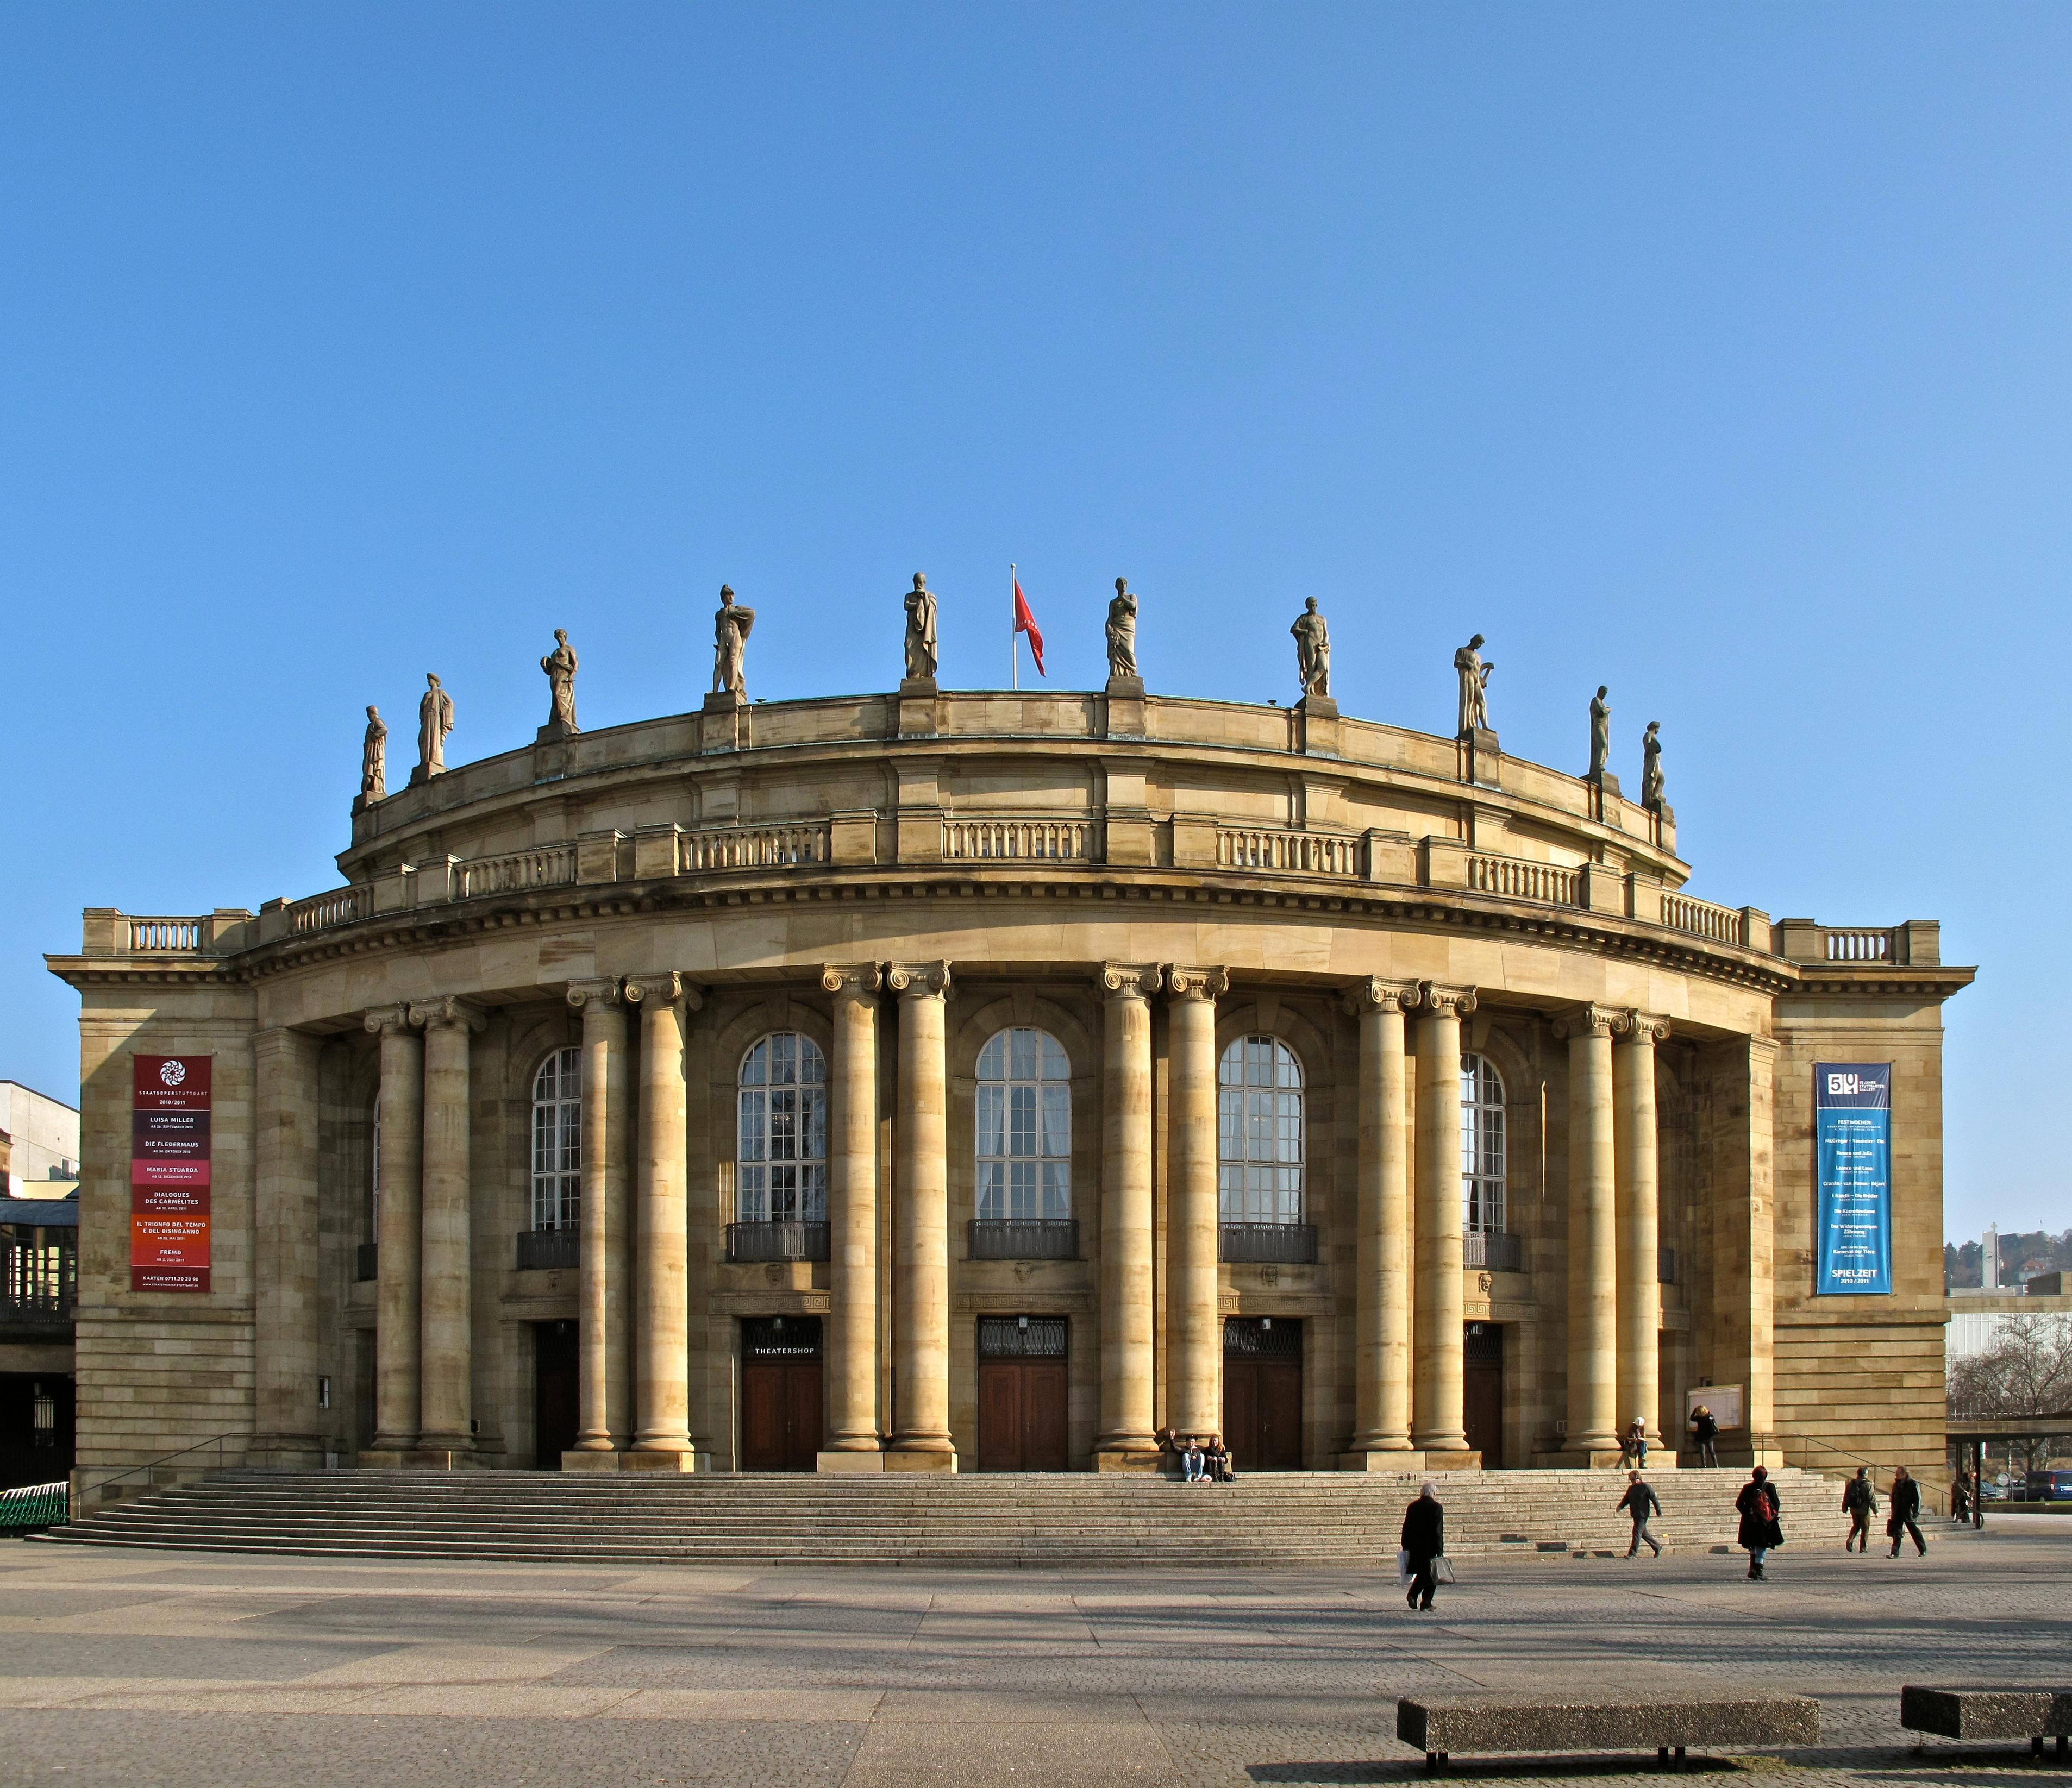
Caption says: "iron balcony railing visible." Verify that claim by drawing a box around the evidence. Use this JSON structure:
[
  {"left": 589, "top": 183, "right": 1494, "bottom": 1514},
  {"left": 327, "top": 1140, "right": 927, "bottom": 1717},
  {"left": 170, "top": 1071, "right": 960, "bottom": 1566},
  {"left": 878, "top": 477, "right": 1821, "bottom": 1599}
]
[
  {"left": 355, "top": 1241, "right": 379, "bottom": 1282},
  {"left": 968, "top": 1219, "right": 1080, "bottom": 1261},
  {"left": 516, "top": 1227, "right": 580, "bottom": 1271},
  {"left": 726, "top": 1220, "right": 830, "bottom": 1264},
  {"left": 1463, "top": 1230, "right": 1524, "bottom": 1273},
  {"left": 1218, "top": 1222, "right": 1319, "bottom": 1265}
]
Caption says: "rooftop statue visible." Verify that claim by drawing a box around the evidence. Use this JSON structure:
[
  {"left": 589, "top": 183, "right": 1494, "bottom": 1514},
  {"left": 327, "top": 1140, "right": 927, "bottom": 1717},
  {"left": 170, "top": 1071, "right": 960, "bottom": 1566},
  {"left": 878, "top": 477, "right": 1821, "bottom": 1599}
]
[
  {"left": 1589, "top": 685, "right": 1611, "bottom": 780},
  {"left": 1291, "top": 597, "right": 1331, "bottom": 700},
  {"left": 415, "top": 673, "right": 454, "bottom": 783},
  {"left": 712, "top": 586, "right": 756, "bottom": 697},
  {"left": 1455, "top": 633, "right": 1493, "bottom": 736},
  {"left": 904, "top": 573, "right": 938, "bottom": 682},
  {"left": 1106, "top": 578, "right": 1139, "bottom": 681},
  {"left": 359, "top": 706, "right": 387, "bottom": 803},
  {"left": 1642, "top": 720, "right": 1667, "bottom": 812},
  {"left": 540, "top": 629, "right": 580, "bottom": 736}
]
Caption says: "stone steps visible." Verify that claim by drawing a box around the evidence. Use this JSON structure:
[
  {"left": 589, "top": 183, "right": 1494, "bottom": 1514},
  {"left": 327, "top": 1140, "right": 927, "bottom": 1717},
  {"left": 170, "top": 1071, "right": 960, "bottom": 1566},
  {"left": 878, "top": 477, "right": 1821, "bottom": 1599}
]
[{"left": 38, "top": 1466, "right": 1860, "bottom": 1567}]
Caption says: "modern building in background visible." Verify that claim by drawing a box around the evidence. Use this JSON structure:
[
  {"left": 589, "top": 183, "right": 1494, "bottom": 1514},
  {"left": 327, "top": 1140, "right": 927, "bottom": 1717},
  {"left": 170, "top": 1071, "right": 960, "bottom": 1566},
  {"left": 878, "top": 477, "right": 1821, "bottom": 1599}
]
[
  {"left": 1, "top": 1083, "right": 80, "bottom": 1486},
  {"left": 0, "top": 1082, "right": 80, "bottom": 1195},
  {"left": 45, "top": 656, "right": 1972, "bottom": 1495}
]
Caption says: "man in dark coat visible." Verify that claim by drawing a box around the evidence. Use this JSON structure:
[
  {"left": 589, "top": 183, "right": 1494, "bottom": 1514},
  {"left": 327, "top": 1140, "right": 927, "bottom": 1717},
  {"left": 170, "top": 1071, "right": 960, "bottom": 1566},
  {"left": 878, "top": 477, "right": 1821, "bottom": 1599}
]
[
  {"left": 1886, "top": 1466, "right": 1927, "bottom": 1557},
  {"left": 1735, "top": 1465, "right": 1784, "bottom": 1579},
  {"left": 1402, "top": 1480, "right": 1445, "bottom": 1611},
  {"left": 1617, "top": 1470, "right": 1663, "bottom": 1557},
  {"left": 1689, "top": 1404, "right": 1720, "bottom": 1467},
  {"left": 1842, "top": 1467, "right": 1876, "bottom": 1552}
]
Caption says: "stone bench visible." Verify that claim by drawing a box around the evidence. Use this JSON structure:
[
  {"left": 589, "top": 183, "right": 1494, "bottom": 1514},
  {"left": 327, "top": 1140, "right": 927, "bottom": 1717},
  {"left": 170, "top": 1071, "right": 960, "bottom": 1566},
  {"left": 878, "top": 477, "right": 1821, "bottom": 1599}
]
[
  {"left": 1901, "top": 1686, "right": 2072, "bottom": 1758},
  {"left": 1395, "top": 1693, "right": 1819, "bottom": 1773}
]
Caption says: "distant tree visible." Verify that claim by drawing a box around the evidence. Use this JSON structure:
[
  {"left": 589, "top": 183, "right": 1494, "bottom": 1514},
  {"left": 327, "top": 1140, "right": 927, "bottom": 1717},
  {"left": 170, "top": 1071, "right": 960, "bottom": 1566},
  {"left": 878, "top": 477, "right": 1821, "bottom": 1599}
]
[{"left": 1949, "top": 1313, "right": 2072, "bottom": 1480}]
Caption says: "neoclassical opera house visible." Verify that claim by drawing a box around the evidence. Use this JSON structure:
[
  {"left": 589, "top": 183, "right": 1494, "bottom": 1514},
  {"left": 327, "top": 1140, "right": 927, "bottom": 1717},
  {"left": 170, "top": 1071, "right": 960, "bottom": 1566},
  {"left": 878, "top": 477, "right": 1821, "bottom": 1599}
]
[{"left": 51, "top": 607, "right": 1970, "bottom": 1486}]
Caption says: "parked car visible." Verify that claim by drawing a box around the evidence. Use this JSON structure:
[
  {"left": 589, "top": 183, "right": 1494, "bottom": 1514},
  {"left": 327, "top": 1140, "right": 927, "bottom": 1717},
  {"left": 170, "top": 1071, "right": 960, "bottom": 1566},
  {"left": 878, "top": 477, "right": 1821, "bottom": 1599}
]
[
  {"left": 2024, "top": 1469, "right": 2072, "bottom": 1502},
  {"left": 1979, "top": 1480, "right": 2011, "bottom": 1502}
]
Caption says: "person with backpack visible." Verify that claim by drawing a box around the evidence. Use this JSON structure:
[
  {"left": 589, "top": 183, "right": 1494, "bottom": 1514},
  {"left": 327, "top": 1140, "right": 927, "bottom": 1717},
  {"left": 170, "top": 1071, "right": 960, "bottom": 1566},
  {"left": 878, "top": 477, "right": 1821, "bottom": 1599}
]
[
  {"left": 1842, "top": 1467, "right": 1877, "bottom": 1552},
  {"left": 1617, "top": 1470, "right": 1663, "bottom": 1558},
  {"left": 1735, "top": 1465, "right": 1783, "bottom": 1579},
  {"left": 1689, "top": 1404, "right": 1720, "bottom": 1468},
  {"left": 1886, "top": 1465, "right": 1927, "bottom": 1557}
]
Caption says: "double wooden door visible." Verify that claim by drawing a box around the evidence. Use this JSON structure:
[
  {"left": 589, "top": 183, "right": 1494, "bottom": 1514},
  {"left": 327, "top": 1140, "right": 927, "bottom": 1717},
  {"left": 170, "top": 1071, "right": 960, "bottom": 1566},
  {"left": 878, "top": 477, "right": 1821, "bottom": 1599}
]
[
  {"left": 1463, "top": 1321, "right": 1505, "bottom": 1469},
  {"left": 741, "top": 1316, "right": 823, "bottom": 1471},
  {"left": 533, "top": 1321, "right": 578, "bottom": 1469},
  {"left": 976, "top": 1316, "right": 1069, "bottom": 1471},
  {"left": 1222, "top": 1318, "right": 1301, "bottom": 1470}
]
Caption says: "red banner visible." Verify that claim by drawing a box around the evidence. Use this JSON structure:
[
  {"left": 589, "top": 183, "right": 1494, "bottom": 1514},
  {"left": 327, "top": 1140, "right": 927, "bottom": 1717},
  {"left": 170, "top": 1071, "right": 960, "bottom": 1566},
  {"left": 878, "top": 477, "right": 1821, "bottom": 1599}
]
[{"left": 132, "top": 1055, "right": 212, "bottom": 1291}]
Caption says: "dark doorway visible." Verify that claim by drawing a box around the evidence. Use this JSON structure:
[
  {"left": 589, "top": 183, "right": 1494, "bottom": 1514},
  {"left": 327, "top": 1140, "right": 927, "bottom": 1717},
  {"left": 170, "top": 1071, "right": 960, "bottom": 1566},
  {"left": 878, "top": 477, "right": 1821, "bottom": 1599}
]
[
  {"left": 1222, "top": 1318, "right": 1301, "bottom": 1470},
  {"left": 533, "top": 1320, "right": 578, "bottom": 1469},
  {"left": 741, "top": 1315, "right": 823, "bottom": 1471},
  {"left": 976, "top": 1316, "right": 1069, "bottom": 1471},
  {"left": 353, "top": 1329, "right": 376, "bottom": 1455},
  {"left": 0, "top": 1374, "right": 74, "bottom": 1490},
  {"left": 1464, "top": 1321, "right": 1504, "bottom": 1469}
]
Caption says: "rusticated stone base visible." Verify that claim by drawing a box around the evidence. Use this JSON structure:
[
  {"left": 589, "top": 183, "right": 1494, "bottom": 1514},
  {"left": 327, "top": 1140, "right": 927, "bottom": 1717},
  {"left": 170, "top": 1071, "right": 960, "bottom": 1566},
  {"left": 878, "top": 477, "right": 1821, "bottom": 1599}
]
[
  {"left": 1339, "top": 1449, "right": 1427, "bottom": 1473},
  {"left": 884, "top": 1447, "right": 958, "bottom": 1473},
  {"left": 1535, "top": 1447, "right": 1630, "bottom": 1470},
  {"left": 620, "top": 1449, "right": 700, "bottom": 1473},
  {"left": 560, "top": 1449, "right": 628, "bottom": 1472},
  {"left": 816, "top": 1449, "right": 886, "bottom": 1473},
  {"left": 1419, "top": 1448, "right": 1483, "bottom": 1473},
  {"left": 1093, "top": 1447, "right": 1164, "bottom": 1475},
  {"left": 356, "top": 1448, "right": 486, "bottom": 1471}
]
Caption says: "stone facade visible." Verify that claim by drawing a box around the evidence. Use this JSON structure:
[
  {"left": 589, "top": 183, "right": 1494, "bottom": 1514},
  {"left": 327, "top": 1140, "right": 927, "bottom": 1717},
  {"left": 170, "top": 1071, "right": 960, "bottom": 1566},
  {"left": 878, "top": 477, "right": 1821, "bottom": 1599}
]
[{"left": 46, "top": 688, "right": 1971, "bottom": 1492}]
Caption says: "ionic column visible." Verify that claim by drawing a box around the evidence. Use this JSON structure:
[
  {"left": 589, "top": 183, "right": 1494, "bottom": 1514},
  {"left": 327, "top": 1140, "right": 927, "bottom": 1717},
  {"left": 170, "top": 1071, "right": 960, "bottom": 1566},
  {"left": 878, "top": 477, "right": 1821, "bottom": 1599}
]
[
  {"left": 1412, "top": 984, "right": 1475, "bottom": 1459},
  {"left": 1166, "top": 965, "right": 1228, "bottom": 1441},
  {"left": 568, "top": 978, "right": 630, "bottom": 1458},
  {"left": 411, "top": 996, "right": 484, "bottom": 1455},
  {"left": 364, "top": 1004, "right": 423, "bottom": 1454},
  {"left": 887, "top": 961, "right": 955, "bottom": 1467},
  {"left": 1615, "top": 1013, "right": 1670, "bottom": 1452},
  {"left": 624, "top": 973, "right": 700, "bottom": 1465},
  {"left": 1096, "top": 963, "right": 1161, "bottom": 1464},
  {"left": 1555, "top": 1002, "right": 1622, "bottom": 1458},
  {"left": 1348, "top": 978, "right": 1420, "bottom": 1461},
  {"left": 253, "top": 1026, "right": 323, "bottom": 1467},
  {"left": 821, "top": 963, "right": 884, "bottom": 1463}
]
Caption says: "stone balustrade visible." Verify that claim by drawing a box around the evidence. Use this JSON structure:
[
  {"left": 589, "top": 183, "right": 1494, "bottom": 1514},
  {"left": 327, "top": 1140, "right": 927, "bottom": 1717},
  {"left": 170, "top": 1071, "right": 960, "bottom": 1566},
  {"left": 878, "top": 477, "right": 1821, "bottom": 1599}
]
[
  {"left": 1466, "top": 852, "right": 1578, "bottom": 906},
  {"left": 942, "top": 817, "right": 1094, "bottom": 861},
  {"left": 1216, "top": 826, "right": 1359, "bottom": 877},
  {"left": 1660, "top": 891, "right": 1747, "bottom": 946},
  {"left": 680, "top": 823, "right": 828, "bottom": 871},
  {"left": 458, "top": 845, "right": 577, "bottom": 898},
  {"left": 288, "top": 887, "right": 372, "bottom": 934}
]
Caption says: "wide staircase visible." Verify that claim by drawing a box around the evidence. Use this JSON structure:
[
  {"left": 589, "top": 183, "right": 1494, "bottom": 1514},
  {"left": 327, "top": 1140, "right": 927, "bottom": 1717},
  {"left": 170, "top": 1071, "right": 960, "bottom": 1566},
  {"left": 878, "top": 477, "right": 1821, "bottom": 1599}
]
[{"left": 36, "top": 1466, "right": 1838, "bottom": 1569}]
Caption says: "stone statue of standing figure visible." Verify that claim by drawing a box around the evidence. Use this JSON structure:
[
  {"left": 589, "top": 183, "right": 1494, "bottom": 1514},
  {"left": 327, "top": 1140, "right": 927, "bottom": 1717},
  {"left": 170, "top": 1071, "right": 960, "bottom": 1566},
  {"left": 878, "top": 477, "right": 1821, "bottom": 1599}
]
[
  {"left": 1106, "top": 578, "right": 1139, "bottom": 683},
  {"left": 539, "top": 629, "right": 579, "bottom": 738},
  {"left": 359, "top": 706, "right": 387, "bottom": 804},
  {"left": 1588, "top": 685, "right": 1611, "bottom": 780},
  {"left": 903, "top": 573, "right": 938, "bottom": 682},
  {"left": 1291, "top": 597, "right": 1331, "bottom": 700},
  {"left": 712, "top": 586, "right": 756, "bottom": 697},
  {"left": 1455, "top": 634, "right": 1493, "bottom": 736},
  {"left": 1642, "top": 720, "right": 1667, "bottom": 811},
  {"left": 414, "top": 673, "right": 454, "bottom": 784}
]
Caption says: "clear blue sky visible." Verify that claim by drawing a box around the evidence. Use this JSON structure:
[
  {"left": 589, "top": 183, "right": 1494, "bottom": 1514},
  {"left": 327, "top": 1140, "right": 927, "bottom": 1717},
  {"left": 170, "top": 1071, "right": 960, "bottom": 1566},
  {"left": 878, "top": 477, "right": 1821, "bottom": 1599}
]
[{"left": 3, "top": 5, "right": 2064, "bottom": 1243}]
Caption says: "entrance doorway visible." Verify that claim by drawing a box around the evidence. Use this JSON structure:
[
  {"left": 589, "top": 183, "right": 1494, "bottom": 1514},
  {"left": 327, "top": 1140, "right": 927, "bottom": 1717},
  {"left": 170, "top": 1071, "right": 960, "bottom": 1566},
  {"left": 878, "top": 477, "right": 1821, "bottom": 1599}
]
[
  {"left": 533, "top": 1320, "right": 578, "bottom": 1468},
  {"left": 976, "top": 1316, "right": 1069, "bottom": 1471},
  {"left": 1222, "top": 1317, "right": 1301, "bottom": 1470},
  {"left": 741, "top": 1315, "right": 824, "bottom": 1471},
  {"left": 1464, "top": 1321, "right": 1504, "bottom": 1469}
]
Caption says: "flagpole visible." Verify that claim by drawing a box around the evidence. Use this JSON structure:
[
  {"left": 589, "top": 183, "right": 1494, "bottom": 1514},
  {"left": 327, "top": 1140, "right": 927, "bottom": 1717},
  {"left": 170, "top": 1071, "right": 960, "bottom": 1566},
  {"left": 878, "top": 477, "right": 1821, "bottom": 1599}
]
[{"left": 1010, "top": 562, "right": 1019, "bottom": 691}]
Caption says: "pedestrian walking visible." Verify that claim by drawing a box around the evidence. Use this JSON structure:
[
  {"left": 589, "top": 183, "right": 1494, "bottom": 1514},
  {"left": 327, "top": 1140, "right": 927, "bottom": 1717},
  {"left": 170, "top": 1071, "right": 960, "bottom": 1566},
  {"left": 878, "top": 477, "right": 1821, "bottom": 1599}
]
[
  {"left": 1402, "top": 1480, "right": 1446, "bottom": 1612},
  {"left": 1689, "top": 1404, "right": 1720, "bottom": 1468},
  {"left": 1617, "top": 1470, "right": 1663, "bottom": 1557},
  {"left": 1951, "top": 1469, "right": 1972, "bottom": 1523},
  {"left": 1842, "top": 1467, "right": 1876, "bottom": 1552},
  {"left": 1886, "top": 1465, "right": 1927, "bottom": 1558},
  {"left": 1735, "top": 1465, "right": 1783, "bottom": 1579},
  {"left": 1621, "top": 1416, "right": 1649, "bottom": 1469}
]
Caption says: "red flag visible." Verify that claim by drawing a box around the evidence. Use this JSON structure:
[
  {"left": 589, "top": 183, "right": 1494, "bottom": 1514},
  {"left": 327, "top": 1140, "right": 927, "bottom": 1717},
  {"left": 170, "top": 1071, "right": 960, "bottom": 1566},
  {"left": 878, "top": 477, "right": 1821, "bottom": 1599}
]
[{"left": 1013, "top": 574, "right": 1046, "bottom": 675}]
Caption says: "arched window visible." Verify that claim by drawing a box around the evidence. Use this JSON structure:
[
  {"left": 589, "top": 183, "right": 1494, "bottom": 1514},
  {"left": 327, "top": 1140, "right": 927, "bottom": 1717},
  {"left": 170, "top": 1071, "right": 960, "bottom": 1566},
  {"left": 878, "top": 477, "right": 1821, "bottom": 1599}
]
[
  {"left": 975, "top": 1028, "right": 1071, "bottom": 1220},
  {"left": 531, "top": 1047, "right": 581, "bottom": 1230},
  {"left": 738, "top": 1033, "right": 828, "bottom": 1223},
  {"left": 1461, "top": 1053, "right": 1506, "bottom": 1234},
  {"left": 1218, "top": 1036, "right": 1304, "bottom": 1224}
]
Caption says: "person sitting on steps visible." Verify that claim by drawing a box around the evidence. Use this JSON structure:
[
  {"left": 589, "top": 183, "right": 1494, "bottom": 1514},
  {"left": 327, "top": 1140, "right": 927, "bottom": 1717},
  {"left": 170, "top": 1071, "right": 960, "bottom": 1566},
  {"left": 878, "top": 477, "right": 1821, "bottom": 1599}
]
[
  {"left": 1205, "top": 1434, "right": 1234, "bottom": 1482},
  {"left": 1182, "top": 1437, "right": 1206, "bottom": 1483}
]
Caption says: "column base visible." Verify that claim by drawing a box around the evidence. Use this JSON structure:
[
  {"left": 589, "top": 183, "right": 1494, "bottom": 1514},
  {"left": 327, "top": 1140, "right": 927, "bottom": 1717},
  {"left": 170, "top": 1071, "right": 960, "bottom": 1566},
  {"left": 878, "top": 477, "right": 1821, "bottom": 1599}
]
[
  {"left": 884, "top": 1447, "right": 959, "bottom": 1473},
  {"left": 357, "top": 1448, "right": 486, "bottom": 1471},
  {"left": 1339, "top": 1448, "right": 1426, "bottom": 1473},
  {"left": 816, "top": 1449, "right": 886, "bottom": 1473},
  {"left": 1534, "top": 1447, "right": 1629, "bottom": 1470},
  {"left": 561, "top": 1449, "right": 631, "bottom": 1473},
  {"left": 1417, "top": 1448, "right": 1484, "bottom": 1472},
  {"left": 1094, "top": 1447, "right": 1165, "bottom": 1475},
  {"left": 622, "top": 1448, "right": 701, "bottom": 1473}
]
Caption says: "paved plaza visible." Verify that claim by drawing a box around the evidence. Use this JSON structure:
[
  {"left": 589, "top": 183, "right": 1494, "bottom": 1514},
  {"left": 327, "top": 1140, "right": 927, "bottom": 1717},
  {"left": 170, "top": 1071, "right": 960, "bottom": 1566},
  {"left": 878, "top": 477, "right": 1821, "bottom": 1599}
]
[{"left": 0, "top": 1521, "right": 2067, "bottom": 1786}]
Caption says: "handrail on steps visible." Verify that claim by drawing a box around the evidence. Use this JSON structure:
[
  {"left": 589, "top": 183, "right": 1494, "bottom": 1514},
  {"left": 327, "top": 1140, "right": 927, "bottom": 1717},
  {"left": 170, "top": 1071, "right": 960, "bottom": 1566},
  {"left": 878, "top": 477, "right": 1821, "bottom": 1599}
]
[
  {"left": 1786, "top": 1429, "right": 1949, "bottom": 1517},
  {"left": 72, "top": 1432, "right": 243, "bottom": 1516}
]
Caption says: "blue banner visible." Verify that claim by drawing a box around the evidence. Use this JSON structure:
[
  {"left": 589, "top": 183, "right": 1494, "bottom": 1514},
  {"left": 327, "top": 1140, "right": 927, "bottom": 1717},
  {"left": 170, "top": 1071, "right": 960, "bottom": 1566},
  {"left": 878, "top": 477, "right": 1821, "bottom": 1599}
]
[{"left": 1816, "top": 1062, "right": 1892, "bottom": 1295}]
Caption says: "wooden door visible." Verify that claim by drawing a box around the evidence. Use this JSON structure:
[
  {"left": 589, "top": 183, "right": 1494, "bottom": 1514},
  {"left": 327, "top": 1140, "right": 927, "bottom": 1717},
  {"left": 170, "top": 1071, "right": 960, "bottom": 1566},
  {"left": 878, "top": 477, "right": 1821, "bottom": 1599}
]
[
  {"left": 740, "top": 1316, "right": 823, "bottom": 1471},
  {"left": 975, "top": 1316, "right": 1069, "bottom": 1471},
  {"left": 1463, "top": 1321, "right": 1504, "bottom": 1469},
  {"left": 533, "top": 1321, "right": 579, "bottom": 1469},
  {"left": 1222, "top": 1318, "right": 1301, "bottom": 1470}
]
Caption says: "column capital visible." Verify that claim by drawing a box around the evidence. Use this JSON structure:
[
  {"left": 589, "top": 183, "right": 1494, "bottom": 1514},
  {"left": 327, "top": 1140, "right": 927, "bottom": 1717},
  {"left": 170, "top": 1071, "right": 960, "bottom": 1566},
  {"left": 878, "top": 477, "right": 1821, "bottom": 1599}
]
[
  {"left": 363, "top": 1002, "right": 417, "bottom": 1037},
  {"left": 820, "top": 962, "right": 885, "bottom": 1000},
  {"left": 408, "top": 995, "right": 487, "bottom": 1033},
  {"left": 565, "top": 976, "right": 623, "bottom": 1012},
  {"left": 1621, "top": 1010, "right": 1672, "bottom": 1047},
  {"left": 1418, "top": 982, "right": 1478, "bottom": 1019},
  {"left": 1344, "top": 976, "right": 1422, "bottom": 1017},
  {"left": 624, "top": 972, "right": 704, "bottom": 1012},
  {"left": 1098, "top": 961, "right": 1162, "bottom": 1000},
  {"left": 886, "top": 959, "right": 952, "bottom": 999},
  {"left": 1165, "top": 964, "right": 1229, "bottom": 1002},
  {"left": 1551, "top": 1001, "right": 1623, "bottom": 1042}
]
